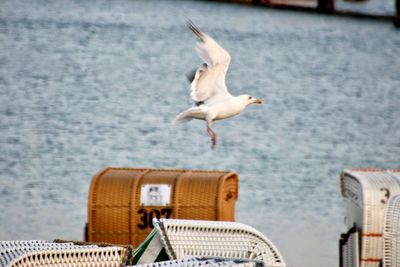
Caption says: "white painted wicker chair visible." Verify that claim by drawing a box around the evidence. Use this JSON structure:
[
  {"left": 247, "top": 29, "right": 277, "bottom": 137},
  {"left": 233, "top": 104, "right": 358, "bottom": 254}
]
[
  {"left": 150, "top": 219, "right": 285, "bottom": 267},
  {"left": 0, "top": 240, "right": 130, "bottom": 267},
  {"left": 339, "top": 225, "right": 360, "bottom": 267},
  {"left": 8, "top": 246, "right": 128, "bottom": 267},
  {"left": 0, "top": 241, "right": 96, "bottom": 266},
  {"left": 383, "top": 194, "right": 400, "bottom": 267},
  {"left": 0, "top": 241, "right": 49, "bottom": 250},
  {"left": 340, "top": 169, "right": 400, "bottom": 267}
]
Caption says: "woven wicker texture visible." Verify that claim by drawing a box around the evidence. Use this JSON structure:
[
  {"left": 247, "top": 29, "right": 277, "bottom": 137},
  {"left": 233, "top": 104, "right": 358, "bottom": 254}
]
[
  {"left": 8, "top": 246, "right": 128, "bottom": 267},
  {"left": 87, "top": 168, "right": 238, "bottom": 247},
  {"left": 154, "top": 219, "right": 285, "bottom": 267},
  {"left": 340, "top": 226, "right": 360, "bottom": 267},
  {"left": 0, "top": 240, "right": 130, "bottom": 267},
  {"left": 0, "top": 241, "right": 49, "bottom": 250},
  {"left": 340, "top": 169, "right": 400, "bottom": 267},
  {"left": 130, "top": 257, "right": 263, "bottom": 267},
  {"left": 383, "top": 195, "right": 400, "bottom": 267},
  {"left": 0, "top": 241, "right": 96, "bottom": 266}
]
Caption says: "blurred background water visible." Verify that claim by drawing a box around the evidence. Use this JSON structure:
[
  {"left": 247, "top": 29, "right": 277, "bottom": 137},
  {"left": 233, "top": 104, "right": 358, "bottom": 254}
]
[{"left": 0, "top": 0, "right": 399, "bottom": 266}]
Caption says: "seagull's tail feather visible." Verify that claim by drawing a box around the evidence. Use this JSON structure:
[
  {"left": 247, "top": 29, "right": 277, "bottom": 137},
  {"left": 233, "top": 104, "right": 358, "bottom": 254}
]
[
  {"left": 174, "top": 112, "right": 193, "bottom": 124},
  {"left": 174, "top": 107, "right": 205, "bottom": 125}
]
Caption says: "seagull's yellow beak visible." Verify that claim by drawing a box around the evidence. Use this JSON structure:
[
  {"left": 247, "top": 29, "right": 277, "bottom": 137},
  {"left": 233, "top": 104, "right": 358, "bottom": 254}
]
[{"left": 255, "top": 98, "right": 263, "bottom": 104}]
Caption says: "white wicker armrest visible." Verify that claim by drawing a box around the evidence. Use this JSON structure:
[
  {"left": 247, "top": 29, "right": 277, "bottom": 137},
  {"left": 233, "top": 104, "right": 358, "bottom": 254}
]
[
  {"left": 1, "top": 242, "right": 98, "bottom": 266},
  {"left": 0, "top": 241, "right": 50, "bottom": 250},
  {"left": 7, "top": 246, "right": 128, "bottom": 267}
]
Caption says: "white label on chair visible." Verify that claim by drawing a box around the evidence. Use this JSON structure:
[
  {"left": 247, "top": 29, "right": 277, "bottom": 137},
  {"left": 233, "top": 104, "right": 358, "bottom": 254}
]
[{"left": 140, "top": 184, "right": 171, "bottom": 206}]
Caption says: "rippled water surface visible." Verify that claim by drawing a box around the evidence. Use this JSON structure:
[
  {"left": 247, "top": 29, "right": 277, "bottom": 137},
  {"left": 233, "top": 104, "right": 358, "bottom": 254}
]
[{"left": 1, "top": 1, "right": 399, "bottom": 266}]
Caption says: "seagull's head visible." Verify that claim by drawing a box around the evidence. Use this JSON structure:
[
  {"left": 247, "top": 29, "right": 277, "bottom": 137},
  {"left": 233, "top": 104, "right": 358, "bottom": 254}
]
[{"left": 240, "top": 95, "right": 263, "bottom": 106}]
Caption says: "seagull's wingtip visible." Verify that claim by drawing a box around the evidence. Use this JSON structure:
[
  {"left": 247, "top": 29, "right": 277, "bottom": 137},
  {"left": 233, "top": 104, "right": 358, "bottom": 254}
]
[{"left": 186, "top": 19, "right": 204, "bottom": 40}]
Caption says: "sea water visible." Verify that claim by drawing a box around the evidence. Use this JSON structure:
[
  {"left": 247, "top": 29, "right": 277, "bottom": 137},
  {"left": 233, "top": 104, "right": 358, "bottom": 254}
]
[{"left": 0, "top": 1, "right": 399, "bottom": 266}]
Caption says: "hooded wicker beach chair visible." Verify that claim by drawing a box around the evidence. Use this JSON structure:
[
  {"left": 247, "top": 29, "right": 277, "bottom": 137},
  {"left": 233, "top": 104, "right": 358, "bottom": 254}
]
[
  {"left": 134, "top": 219, "right": 285, "bottom": 267},
  {"left": 383, "top": 194, "right": 400, "bottom": 267},
  {"left": 87, "top": 167, "right": 239, "bottom": 247},
  {"left": 340, "top": 168, "right": 400, "bottom": 267}
]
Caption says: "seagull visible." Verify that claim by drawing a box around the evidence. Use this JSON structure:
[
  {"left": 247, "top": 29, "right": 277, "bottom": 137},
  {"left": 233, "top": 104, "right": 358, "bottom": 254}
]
[{"left": 175, "top": 21, "right": 263, "bottom": 150}]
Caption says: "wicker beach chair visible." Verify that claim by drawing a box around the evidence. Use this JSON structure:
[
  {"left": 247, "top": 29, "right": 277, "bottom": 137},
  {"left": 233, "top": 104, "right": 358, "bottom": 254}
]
[
  {"left": 0, "top": 240, "right": 131, "bottom": 267},
  {"left": 0, "top": 241, "right": 96, "bottom": 266},
  {"left": 340, "top": 168, "right": 400, "bottom": 267},
  {"left": 87, "top": 168, "right": 239, "bottom": 247},
  {"left": 7, "top": 246, "right": 129, "bottom": 267},
  {"left": 339, "top": 225, "right": 360, "bottom": 267},
  {"left": 0, "top": 241, "right": 49, "bottom": 250},
  {"left": 135, "top": 219, "right": 285, "bottom": 267},
  {"left": 383, "top": 194, "right": 400, "bottom": 267}
]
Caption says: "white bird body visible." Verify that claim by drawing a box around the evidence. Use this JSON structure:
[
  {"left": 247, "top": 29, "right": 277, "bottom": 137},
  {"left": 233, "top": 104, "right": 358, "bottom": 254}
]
[
  {"left": 176, "top": 95, "right": 250, "bottom": 122},
  {"left": 175, "top": 21, "right": 263, "bottom": 149}
]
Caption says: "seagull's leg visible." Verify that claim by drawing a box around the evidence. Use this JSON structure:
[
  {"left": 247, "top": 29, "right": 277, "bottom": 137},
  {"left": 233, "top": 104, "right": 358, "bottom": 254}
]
[{"left": 206, "top": 120, "right": 217, "bottom": 150}]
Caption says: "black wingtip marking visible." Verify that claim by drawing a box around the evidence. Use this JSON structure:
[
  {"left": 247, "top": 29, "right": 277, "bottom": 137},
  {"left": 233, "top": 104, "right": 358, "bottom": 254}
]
[{"left": 186, "top": 19, "right": 204, "bottom": 40}]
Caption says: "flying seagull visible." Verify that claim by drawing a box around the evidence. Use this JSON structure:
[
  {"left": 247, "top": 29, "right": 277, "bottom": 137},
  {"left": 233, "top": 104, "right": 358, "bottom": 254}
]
[{"left": 175, "top": 21, "right": 263, "bottom": 150}]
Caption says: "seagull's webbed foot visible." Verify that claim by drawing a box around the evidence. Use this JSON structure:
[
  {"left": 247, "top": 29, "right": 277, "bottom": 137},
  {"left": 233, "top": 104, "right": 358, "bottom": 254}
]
[{"left": 207, "top": 124, "right": 217, "bottom": 150}]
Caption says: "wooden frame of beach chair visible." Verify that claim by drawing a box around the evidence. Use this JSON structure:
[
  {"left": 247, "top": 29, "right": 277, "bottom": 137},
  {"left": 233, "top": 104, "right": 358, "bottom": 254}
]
[
  {"left": 340, "top": 169, "right": 400, "bottom": 267},
  {"left": 383, "top": 194, "right": 400, "bottom": 267}
]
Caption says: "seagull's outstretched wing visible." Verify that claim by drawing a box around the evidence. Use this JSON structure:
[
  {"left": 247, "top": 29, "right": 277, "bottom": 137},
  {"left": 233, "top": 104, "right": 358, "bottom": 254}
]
[{"left": 187, "top": 21, "right": 231, "bottom": 103}]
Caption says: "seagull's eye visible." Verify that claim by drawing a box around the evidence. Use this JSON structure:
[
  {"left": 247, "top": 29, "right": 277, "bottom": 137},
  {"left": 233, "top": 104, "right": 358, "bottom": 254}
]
[{"left": 248, "top": 96, "right": 252, "bottom": 100}]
